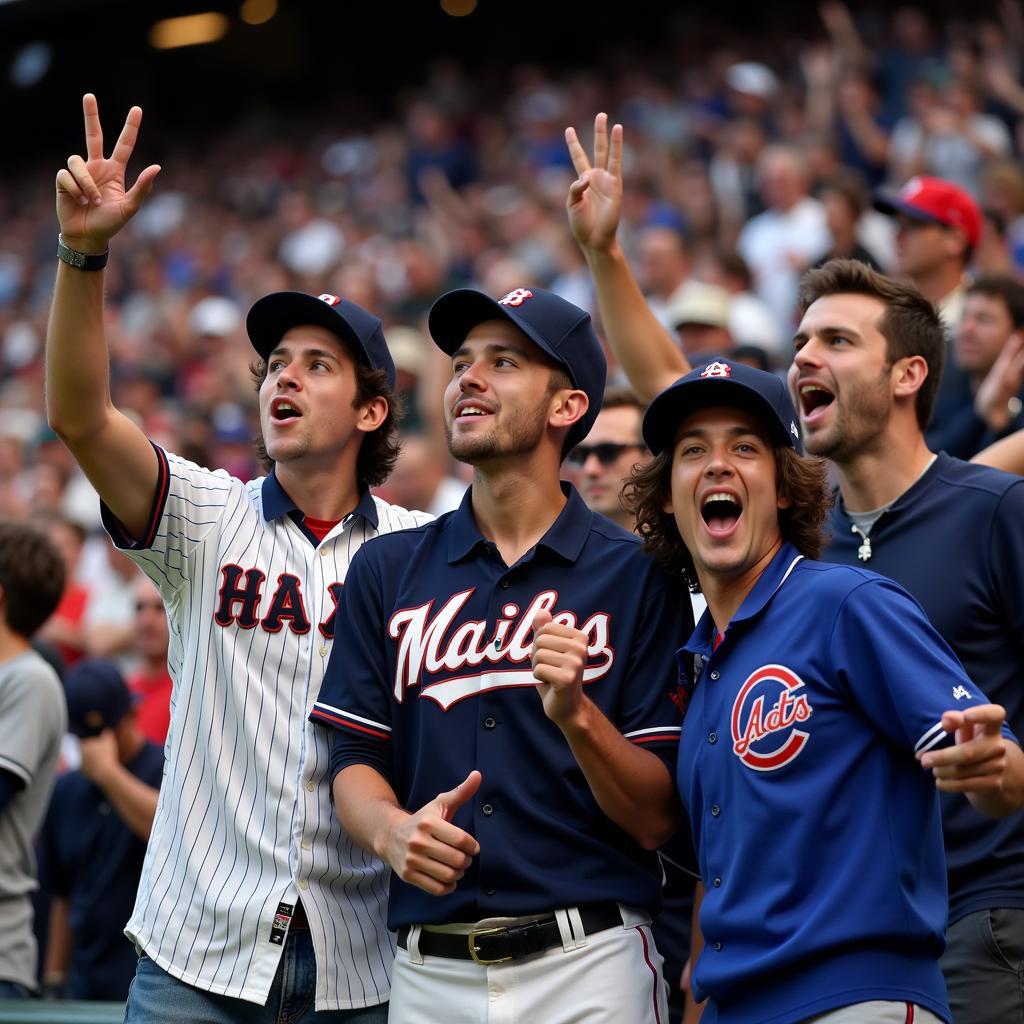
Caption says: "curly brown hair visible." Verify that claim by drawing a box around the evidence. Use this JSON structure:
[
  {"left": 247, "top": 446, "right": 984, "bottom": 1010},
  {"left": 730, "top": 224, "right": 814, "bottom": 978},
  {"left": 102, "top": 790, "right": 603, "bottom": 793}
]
[
  {"left": 623, "top": 444, "right": 832, "bottom": 590},
  {"left": 0, "top": 520, "right": 66, "bottom": 637},
  {"left": 251, "top": 359, "right": 402, "bottom": 490}
]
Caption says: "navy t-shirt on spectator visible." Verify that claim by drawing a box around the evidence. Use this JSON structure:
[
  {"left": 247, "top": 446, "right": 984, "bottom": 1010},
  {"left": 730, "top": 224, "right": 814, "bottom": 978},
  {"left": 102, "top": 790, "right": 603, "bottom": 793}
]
[{"left": 38, "top": 742, "right": 164, "bottom": 1001}]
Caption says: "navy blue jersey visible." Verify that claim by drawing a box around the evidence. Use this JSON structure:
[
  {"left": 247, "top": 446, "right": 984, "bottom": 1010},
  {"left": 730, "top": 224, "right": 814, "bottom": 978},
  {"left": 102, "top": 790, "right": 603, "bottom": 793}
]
[
  {"left": 826, "top": 453, "right": 1024, "bottom": 924},
  {"left": 38, "top": 742, "right": 164, "bottom": 1001},
  {"left": 677, "top": 543, "right": 1013, "bottom": 1024},
  {"left": 312, "top": 484, "right": 691, "bottom": 929}
]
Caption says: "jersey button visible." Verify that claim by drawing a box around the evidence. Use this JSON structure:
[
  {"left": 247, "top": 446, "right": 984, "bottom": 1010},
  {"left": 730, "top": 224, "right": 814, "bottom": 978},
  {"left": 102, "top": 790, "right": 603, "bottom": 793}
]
[
  {"left": 710, "top": 670, "right": 720, "bottom": 681},
  {"left": 708, "top": 732, "right": 717, "bottom": 744},
  {"left": 711, "top": 804, "right": 721, "bottom": 817},
  {"left": 500, "top": 580, "right": 511, "bottom": 589},
  {"left": 713, "top": 877, "right": 722, "bottom": 888},
  {"left": 482, "top": 803, "right": 494, "bottom": 816},
  {"left": 319, "top": 547, "right": 328, "bottom": 558},
  {"left": 484, "top": 887, "right": 496, "bottom": 896},
  {"left": 484, "top": 717, "right": 496, "bottom": 730},
  {"left": 306, "top": 780, "right": 315, "bottom": 792},
  {"left": 712, "top": 941, "right": 722, "bottom": 951}
]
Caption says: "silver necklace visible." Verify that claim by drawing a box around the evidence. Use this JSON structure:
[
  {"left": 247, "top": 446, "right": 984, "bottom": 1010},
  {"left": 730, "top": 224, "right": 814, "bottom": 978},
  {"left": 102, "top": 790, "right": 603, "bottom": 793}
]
[{"left": 850, "top": 523, "right": 872, "bottom": 562}]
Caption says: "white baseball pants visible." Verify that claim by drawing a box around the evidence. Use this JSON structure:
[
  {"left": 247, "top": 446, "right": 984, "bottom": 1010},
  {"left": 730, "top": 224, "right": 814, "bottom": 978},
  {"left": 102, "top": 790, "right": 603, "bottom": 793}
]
[{"left": 388, "top": 906, "right": 669, "bottom": 1023}]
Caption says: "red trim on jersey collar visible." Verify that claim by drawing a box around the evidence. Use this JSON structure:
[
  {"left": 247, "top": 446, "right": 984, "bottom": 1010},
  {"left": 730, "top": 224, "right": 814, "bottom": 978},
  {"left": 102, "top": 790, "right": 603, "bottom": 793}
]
[{"left": 303, "top": 516, "right": 342, "bottom": 543}]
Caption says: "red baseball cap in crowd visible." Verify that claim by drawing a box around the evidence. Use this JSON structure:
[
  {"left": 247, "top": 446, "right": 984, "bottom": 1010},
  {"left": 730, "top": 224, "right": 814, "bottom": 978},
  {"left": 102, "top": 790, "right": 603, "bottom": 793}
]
[{"left": 873, "top": 176, "right": 982, "bottom": 249}]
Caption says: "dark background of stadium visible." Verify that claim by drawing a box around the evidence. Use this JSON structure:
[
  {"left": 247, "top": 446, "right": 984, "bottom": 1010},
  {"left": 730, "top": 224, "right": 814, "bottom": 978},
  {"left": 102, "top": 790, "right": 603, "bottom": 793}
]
[{"left": 0, "top": 0, "right": 1002, "bottom": 165}]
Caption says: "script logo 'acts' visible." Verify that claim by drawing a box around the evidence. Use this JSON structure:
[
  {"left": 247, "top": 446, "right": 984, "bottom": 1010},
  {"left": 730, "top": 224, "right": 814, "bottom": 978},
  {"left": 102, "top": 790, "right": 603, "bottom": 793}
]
[
  {"left": 730, "top": 664, "right": 812, "bottom": 771},
  {"left": 701, "top": 361, "right": 732, "bottom": 379},
  {"left": 499, "top": 288, "right": 534, "bottom": 307}
]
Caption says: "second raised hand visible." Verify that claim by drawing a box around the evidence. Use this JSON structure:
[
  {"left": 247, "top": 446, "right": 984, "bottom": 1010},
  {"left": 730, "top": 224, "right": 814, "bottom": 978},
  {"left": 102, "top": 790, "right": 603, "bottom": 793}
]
[{"left": 564, "top": 111, "right": 624, "bottom": 253}]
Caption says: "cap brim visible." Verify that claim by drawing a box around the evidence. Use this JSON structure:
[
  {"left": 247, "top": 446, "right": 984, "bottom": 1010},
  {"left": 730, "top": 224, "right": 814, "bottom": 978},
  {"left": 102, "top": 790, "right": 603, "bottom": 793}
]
[
  {"left": 872, "top": 191, "right": 948, "bottom": 228},
  {"left": 427, "top": 290, "right": 570, "bottom": 381},
  {"left": 643, "top": 377, "right": 795, "bottom": 455},
  {"left": 246, "top": 293, "right": 367, "bottom": 363}
]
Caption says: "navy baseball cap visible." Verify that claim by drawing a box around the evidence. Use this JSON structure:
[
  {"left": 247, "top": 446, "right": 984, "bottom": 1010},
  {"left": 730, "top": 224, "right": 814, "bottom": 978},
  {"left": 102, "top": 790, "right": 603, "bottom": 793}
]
[
  {"left": 63, "top": 659, "right": 133, "bottom": 738},
  {"left": 427, "top": 286, "right": 608, "bottom": 447},
  {"left": 642, "top": 359, "right": 803, "bottom": 456},
  {"left": 246, "top": 292, "right": 397, "bottom": 389}
]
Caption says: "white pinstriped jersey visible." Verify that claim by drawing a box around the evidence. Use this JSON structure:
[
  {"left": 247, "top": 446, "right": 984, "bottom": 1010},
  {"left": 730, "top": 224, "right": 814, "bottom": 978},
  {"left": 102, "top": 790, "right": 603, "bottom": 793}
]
[{"left": 104, "top": 447, "right": 430, "bottom": 1009}]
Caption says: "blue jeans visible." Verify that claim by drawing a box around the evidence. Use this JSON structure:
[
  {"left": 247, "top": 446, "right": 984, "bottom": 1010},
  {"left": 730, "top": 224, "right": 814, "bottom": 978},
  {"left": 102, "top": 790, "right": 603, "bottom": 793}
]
[{"left": 124, "top": 928, "right": 389, "bottom": 1024}]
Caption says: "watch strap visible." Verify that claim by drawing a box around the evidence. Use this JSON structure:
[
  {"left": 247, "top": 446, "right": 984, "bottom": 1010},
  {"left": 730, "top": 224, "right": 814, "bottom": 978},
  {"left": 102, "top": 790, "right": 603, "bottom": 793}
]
[{"left": 57, "top": 233, "right": 109, "bottom": 271}]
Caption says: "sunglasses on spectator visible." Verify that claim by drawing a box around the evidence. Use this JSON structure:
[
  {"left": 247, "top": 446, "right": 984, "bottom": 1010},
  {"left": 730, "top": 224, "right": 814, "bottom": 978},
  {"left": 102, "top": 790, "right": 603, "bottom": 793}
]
[{"left": 566, "top": 442, "right": 647, "bottom": 467}]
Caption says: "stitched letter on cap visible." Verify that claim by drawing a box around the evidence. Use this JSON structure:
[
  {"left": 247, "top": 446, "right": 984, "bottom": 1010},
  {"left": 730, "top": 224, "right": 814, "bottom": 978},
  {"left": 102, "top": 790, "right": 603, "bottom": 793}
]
[
  {"left": 317, "top": 294, "right": 342, "bottom": 306},
  {"left": 701, "top": 361, "right": 732, "bottom": 378},
  {"left": 499, "top": 288, "right": 534, "bottom": 307}
]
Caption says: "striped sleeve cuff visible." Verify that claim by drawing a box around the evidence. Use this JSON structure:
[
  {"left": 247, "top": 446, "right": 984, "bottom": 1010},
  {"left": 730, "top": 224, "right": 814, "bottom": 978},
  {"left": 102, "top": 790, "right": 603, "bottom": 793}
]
[
  {"left": 309, "top": 702, "right": 392, "bottom": 741},
  {"left": 625, "top": 725, "right": 682, "bottom": 746},
  {"left": 914, "top": 720, "right": 951, "bottom": 756},
  {"left": 100, "top": 443, "right": 170, "bottom": 551}
]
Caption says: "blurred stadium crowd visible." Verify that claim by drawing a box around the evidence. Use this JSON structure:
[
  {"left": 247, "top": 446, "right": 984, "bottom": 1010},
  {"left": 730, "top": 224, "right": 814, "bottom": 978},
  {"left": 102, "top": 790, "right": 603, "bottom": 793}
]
[{"left": 3, "top": 0, "right": 1024, "bottom": 1013}]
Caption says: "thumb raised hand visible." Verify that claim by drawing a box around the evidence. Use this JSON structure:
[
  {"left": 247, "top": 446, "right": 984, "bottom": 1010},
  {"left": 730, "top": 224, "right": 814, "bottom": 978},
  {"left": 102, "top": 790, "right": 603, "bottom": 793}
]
[{"left": 437, "top": 770, "right": 482, "bottom": 822}]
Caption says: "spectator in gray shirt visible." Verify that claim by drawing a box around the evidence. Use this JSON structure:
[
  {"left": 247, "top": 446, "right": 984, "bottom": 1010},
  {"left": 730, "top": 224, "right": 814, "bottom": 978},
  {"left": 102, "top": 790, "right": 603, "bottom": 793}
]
[{"left": 0, "top": 521, "right": 67, "bottom": 999}]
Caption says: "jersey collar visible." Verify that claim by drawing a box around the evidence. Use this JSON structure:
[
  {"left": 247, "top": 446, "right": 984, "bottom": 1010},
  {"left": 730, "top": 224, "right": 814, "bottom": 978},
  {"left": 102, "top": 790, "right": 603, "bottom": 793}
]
[
  {"left": 260, "top": 469, "right": 380, "bottom": 529},
  {"left": 834, "top": 451, "right": 946, "bottom": 524},
  {"left": 680, "top": 542, "right": 804, "bottom": 658},
  {"left": 445, "top": 482, "right": 593, "bottom": 565}
]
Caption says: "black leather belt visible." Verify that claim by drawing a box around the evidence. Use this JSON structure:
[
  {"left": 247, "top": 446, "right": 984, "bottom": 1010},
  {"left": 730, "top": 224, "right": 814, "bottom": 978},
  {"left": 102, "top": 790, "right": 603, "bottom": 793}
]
[{"left": 396, "top": 903, "right": 622, "bottom": 965}]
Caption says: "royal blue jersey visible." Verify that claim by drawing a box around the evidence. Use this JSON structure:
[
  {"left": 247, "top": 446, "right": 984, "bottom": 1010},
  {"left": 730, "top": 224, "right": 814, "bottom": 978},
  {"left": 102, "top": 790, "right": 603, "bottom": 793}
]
[
  {"left": 826, "top": 453, "right": 1024, "bottom": 924},
  {"left": 677, "top": 542, "right": 1014, "bottom": 1024},
  {"left": 312, "top": 484, "right": 692, "bottom": 929}
]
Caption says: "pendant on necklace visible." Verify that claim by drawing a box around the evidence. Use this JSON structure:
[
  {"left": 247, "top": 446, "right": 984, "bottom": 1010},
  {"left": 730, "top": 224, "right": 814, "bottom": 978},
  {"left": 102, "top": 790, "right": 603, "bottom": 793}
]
[{"left": 851, "top": 524, "right": 873, "bottom": 562}]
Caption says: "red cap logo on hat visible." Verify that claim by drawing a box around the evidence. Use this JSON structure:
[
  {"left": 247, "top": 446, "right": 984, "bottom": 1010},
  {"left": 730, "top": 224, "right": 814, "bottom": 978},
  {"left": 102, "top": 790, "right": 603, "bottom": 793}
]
[
  {"left": 701, "top": 361, "right": 733, "bottom": 378},
  {"left": 899, "top": 177, "right": 982, "bottom": 248},
  {"left": 499, "top": 288, "right": 534, "bottom": 307},
  {"left": 317, "top": 293, "right": 342, "bottom": 307}
]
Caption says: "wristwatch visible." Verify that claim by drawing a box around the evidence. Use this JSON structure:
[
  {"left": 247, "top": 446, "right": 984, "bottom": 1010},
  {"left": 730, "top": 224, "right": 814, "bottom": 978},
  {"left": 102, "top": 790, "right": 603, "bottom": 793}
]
[{"left": 57, "top": 233, "right": 109, "bottom": 271}]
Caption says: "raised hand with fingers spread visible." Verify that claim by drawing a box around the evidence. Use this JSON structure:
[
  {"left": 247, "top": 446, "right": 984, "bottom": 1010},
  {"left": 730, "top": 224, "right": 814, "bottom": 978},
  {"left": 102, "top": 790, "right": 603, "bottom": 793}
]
[
  {"left": 562, "top": 112, "right": 688, "bottom": 401},
  {"left": 55, "top": 93, "right": 160, "bottom": 253},
  {"left": 565, "top": 112, "right": 624, "bottom": 255}
]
